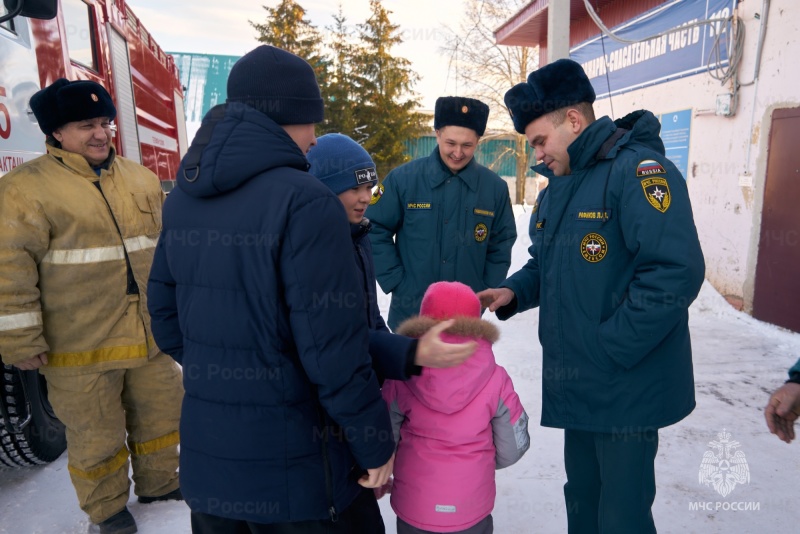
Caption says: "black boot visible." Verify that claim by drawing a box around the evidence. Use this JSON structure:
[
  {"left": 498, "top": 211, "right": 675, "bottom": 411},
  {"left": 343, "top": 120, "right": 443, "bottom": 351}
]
[
  {"left": 96, "top": 507, "right": 137, "bottom": 534},
  {"left": 138, "top": 487, "right": 183, "bottom": 504}
]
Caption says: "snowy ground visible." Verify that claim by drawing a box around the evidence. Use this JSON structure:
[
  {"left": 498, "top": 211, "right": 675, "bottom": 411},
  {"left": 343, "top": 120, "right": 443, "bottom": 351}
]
[{"left": 2, "top": 213, "right": 799, "bottom": 533}]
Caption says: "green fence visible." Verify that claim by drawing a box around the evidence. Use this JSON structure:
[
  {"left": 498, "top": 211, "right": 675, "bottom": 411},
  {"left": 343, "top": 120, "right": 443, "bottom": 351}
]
[{"left": 405, "top": 135, "right": 535, "bottom": 177}]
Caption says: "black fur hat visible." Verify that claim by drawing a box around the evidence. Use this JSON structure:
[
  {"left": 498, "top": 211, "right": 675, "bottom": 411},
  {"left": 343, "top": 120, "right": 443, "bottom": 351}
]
[
  {"left": 504, "top": 59, "right": 596, "bottom": 134},
  {"left": 30, "top": 78, "right": 116, "bottom": 136},
  {"left": 434, "top": 96, "right": 490, "bottom": 136}
]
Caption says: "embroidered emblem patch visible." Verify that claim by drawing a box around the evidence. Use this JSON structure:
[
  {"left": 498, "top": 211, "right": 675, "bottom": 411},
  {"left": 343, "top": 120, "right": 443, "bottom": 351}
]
[
  {"left": 370, "top": 183, "right": 384, "bottom": 205},
  {"left": 636, "top": 159, "right": 666, "bottom": 177},
  {"left": 407, "top": 202, "right": 431, "bottom": 209},
  {"left": 474, "top": 223, "right": 488, "bottom": 242},
  {"left": 473, "top": 208, "right": 494, "bottom": 217},
  {"left": 580, "top": 233, "right": 607, "bottom": 263},
  {"left": 354, "top": 167, "right": 377, "bottom": 185},
  {"left": 641, "top": 177, "right": 671, "bottom": 213}
]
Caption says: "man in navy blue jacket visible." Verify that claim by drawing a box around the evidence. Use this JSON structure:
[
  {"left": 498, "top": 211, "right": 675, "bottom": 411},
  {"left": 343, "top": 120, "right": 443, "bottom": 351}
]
[
  {"left": 147, "top": 46, "right": 394, "bottom": 533},
  {"left": 480, "top": 59, "right": 705, "bottom": 534}
]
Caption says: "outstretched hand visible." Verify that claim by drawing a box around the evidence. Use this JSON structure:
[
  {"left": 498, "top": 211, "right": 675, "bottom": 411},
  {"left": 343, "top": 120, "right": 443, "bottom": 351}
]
[
  {"left": 415, "top": 319, "right": 477, "bottom": 368},
  {"left": 477, "top": 287, "right": 515, "bottom": 313},
  {"left": 765, "top": 382, "right": 800, "bottom": 444}
]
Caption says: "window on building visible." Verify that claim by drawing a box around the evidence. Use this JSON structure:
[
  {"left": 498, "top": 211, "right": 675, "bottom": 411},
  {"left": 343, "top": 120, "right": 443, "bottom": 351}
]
[{"left": 62, "top": 0, "right": 97, "bottom": 70}]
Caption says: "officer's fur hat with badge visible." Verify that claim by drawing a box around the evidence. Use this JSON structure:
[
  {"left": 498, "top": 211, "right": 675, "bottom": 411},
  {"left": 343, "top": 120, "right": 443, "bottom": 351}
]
[
  {"left": 30, "top": 78, "right": 117, "bottom": 137},
  {"left": 504, "top": 59, "right": 595, "bottom": 134},
  {"left": 434, "top": 96, "right": 490, "bottom": 136}
]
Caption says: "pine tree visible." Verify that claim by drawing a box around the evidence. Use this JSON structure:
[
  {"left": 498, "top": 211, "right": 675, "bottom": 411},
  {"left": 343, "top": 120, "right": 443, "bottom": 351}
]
[
  {"left": 250, "top": 1, "right": 329, "bottom": 102},
  {"left": 318, "top": 6, "right": 357, "bottom": 136},
  {"left": 352, "top": 0, "right": 426, "bottom": 179}
]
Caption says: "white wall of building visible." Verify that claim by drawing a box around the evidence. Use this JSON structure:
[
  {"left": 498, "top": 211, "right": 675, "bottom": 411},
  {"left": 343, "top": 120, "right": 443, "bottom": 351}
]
[{"left": 590, "top": 0, "right": 797, "bottom": 309}]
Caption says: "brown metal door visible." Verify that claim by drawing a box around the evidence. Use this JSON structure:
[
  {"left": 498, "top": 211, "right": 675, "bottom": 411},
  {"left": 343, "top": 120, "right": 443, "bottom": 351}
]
[{"left": 753, "top": 107, "right": 800, "bottom": 332}]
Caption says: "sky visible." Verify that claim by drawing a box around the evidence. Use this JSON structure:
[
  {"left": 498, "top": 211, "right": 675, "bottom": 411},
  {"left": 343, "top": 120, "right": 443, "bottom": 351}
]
[
  {"left": 125, "top": 0, "right": 475, "bottom": 111},
  {"left": 2, "top": 210, "right": 800, "bottom": 533}
]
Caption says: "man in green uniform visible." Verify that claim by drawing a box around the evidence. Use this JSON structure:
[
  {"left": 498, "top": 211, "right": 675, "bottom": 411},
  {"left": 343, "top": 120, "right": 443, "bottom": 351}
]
[
  {"left": 367, "top": 96, "right": 517, "bottom": 330},
  {"left": 480, "top": 59, "right": 705, "bottom": 534}
]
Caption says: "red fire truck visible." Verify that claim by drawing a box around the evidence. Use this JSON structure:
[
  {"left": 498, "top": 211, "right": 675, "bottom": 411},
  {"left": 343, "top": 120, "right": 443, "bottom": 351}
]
[{"left": 0, "top": 0, "right": 188, "bottom": 468}]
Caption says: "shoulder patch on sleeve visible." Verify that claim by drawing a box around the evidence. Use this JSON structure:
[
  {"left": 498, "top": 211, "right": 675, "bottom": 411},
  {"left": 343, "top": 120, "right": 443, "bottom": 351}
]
[
  {"left": 636, "top": 159, "right": 667, "bottom": 177},
  {"left": 641, "top": 177, "right": 671, "bottom": 213},
  {"left": 370, "top": 183, "right": 385, "bottom": 205}
]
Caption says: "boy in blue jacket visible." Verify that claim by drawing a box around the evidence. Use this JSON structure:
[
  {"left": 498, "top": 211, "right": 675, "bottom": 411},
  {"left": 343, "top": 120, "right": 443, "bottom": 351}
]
[
  {"left": 307, "top": 134, "right": 477, "bottom": 389},
  {"left": 304, "top": 133, "right": 479, "bottom": 533}
]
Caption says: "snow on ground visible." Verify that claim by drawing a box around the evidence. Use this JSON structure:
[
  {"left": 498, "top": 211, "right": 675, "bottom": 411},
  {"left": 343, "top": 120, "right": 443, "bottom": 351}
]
[{"left": 2, "top": 213, "right": 799, "bottom": 533}]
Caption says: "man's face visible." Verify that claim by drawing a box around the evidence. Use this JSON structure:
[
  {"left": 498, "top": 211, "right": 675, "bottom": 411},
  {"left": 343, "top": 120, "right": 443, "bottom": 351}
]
[
  {"left": 436, "top": 126, "right": 479, "bottom": 173},
  {"left": 337, "top": 183, "right": 374, "bottom": 224},
  {"left": 524, "top": 112, "right": 581, "bottom": 176},
  {"left": 52, "top": 117, "right": 113, "bottom": 167},
  {"left": 283, "top": 124, "right": 317, "bottom": 154}
]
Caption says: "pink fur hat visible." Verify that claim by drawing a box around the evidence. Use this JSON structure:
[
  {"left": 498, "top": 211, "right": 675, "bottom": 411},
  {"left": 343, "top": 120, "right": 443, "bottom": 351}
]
[{"left": 419, "top": 281, "right": 481, "bottom": 320}]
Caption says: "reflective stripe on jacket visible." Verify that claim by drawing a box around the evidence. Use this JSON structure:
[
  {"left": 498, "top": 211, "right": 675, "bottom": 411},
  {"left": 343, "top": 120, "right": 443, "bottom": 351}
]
[{"left": 0, "top": 144, "right": 164, "bottom": 368}]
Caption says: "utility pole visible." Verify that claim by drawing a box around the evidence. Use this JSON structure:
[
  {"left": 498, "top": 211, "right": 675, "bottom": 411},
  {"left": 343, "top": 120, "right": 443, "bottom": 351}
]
[{"left": 547, "top": 0, "right": 571, "bottom": 62}]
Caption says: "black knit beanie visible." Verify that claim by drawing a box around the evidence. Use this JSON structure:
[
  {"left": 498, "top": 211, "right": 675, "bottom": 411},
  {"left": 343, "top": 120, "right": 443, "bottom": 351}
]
[{"left": 226, "top": 45, "right": 324, "bottom": 125}]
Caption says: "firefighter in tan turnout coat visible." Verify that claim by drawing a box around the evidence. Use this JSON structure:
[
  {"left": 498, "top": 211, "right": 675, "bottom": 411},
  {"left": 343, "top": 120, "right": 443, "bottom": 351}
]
[{"left": 0, "top": 79, "right": 183, "bottom": 534}]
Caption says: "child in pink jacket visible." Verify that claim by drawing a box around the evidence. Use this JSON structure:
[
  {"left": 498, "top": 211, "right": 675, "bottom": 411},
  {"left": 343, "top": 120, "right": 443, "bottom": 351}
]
[{"left": 382, "top": 281, "right": 530, "bottom": 534}]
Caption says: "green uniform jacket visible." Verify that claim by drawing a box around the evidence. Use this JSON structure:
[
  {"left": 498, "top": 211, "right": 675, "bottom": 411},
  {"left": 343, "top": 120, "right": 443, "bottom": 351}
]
[
  {"left": 367, "top": 147, "right": 516, "bottom": 329},
  {"left": 497, "top": 110, "right": 705, "bottom": 432},
  {"left": 788, "top": 358, "right": 800, "bottom": 380}
]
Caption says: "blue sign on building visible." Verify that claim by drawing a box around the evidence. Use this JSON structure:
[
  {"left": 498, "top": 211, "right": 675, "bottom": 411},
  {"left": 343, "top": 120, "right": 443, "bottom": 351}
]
[
  {"left": 571, "top": 0, "right": 736, "bottom": 98},
  {"left": 659, "top": 109, "right": 692, "bottom": 179}
]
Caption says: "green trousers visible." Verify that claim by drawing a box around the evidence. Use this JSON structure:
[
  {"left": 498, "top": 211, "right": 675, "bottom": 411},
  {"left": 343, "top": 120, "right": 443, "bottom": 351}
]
[{"left": 564, "top": 428, "right": 658, "bottom": 534}]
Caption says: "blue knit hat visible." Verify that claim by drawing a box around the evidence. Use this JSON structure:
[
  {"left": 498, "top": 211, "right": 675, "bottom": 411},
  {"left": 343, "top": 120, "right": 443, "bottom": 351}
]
[
  {"left": 307, "top": 134, "right": 378, "bottom": 195},
  {"left": 504, "top": 58, "right": 596, "bottom": 134}
]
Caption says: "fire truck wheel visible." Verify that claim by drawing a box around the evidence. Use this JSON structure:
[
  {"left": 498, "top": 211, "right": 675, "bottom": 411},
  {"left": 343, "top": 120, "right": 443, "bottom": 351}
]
[{"left": 0, "top": 364, "right": 67, "bottom": 469}]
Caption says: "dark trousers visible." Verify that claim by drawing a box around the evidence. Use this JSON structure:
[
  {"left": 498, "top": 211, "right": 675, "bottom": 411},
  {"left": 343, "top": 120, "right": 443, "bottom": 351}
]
[
  {"left": 191, "top": 487, "right": 385, "bottom": 534},
  {"left": 397, "top": 514, "right": 493, "bottom": 534},
  {"left": 564, "top": 429, "right": 658, "bottom": 534}
]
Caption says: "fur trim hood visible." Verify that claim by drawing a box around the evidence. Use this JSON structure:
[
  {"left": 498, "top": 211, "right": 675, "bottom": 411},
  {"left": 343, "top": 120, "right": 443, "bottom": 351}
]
[
  {"left": 395, "top": 316, "right": 499, "bottom": 344},
  {"left": 393, "top": 316, "right": 500, "bottom": 414}
]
